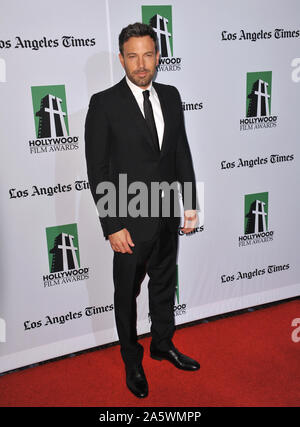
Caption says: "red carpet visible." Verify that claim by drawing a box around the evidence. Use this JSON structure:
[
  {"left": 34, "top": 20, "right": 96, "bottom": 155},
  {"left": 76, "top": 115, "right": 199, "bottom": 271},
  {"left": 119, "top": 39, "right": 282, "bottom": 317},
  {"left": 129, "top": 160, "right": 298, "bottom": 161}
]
[{"left": 0, "top": 299, "right": 299, "bottom": 407}]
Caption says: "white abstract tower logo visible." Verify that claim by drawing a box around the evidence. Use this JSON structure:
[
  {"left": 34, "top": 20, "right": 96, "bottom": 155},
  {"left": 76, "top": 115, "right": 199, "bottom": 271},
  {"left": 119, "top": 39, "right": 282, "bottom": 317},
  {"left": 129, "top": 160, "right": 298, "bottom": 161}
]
[
  {"left": 150, "top": 14, "right": 172, "bottom": 57},
  {"left": 246, "top": 72, "right": 272, "bottom": 118},
  {"left": 142, "top": 5, "right": 173, "bottom": 58},
  {"left": 249, "top": 200, "right": 267, "bottom": 233},
  {"left": 31, "top": 85, "right": 69, "bottom": 139},
  {"left": 52, "top": 232, "right": 79, "bottom": 272},
  {"left": 248, "top": 79, "right": 270, "bottom": 117},
  {"left": 37, "top": 94, "right": 68, "bottom": 137},
  {"left": 245, "top": 193, "right": 269, "bottom": 235}
]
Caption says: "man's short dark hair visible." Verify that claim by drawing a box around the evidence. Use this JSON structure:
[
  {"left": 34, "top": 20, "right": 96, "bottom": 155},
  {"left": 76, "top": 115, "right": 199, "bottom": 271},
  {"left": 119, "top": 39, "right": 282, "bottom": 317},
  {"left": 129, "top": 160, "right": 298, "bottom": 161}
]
[{"left": 119, "top": 22, "right": 158, "bottom": 56}]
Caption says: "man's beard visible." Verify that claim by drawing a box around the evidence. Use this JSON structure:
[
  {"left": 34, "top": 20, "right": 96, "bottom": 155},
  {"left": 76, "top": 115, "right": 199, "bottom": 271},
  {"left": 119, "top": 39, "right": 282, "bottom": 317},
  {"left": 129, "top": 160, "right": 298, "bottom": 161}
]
[{"left": 127, "top": 68, "right": 154, "bottom": 88}]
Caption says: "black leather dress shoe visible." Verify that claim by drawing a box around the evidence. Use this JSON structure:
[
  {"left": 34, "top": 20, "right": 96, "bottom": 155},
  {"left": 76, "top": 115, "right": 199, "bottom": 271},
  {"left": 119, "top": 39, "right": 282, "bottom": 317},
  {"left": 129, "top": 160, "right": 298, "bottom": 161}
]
[
  {"left": 150, "top": 347, "right": 200, "bottom": 371},
  {"left": 126, "top": 364, "right": 148, "bottom": 398}
]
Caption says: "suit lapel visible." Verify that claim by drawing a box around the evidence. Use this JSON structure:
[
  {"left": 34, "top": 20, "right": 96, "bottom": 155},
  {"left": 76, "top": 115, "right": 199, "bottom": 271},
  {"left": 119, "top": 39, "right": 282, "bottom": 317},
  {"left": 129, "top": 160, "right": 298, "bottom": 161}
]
[{"left": 152, "top": 82, "right": 170, "bottom": 157}]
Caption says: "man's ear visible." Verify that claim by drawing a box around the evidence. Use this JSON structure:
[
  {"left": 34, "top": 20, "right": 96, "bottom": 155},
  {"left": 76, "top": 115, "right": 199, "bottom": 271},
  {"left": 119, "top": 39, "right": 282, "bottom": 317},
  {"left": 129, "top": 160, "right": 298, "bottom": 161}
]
[
  {"left": 119, "top": 52, "right": 125, "bottom": 69},
  {"left": 155, "top": 50, "right": 160, "bottom": 66}
]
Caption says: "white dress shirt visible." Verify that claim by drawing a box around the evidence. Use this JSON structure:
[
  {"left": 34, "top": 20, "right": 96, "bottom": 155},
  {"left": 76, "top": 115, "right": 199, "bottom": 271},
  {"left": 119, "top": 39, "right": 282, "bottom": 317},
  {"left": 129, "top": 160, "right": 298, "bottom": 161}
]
[{"left": 125, "top": 76, "right": 164, "bottom": 149}]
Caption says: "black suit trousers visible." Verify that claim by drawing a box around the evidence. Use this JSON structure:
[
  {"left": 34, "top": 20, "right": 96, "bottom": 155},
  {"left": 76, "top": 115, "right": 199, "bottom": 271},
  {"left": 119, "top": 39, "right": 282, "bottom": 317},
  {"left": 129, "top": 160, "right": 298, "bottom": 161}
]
[{"left": 113, "top": 217, "right": 178, "bottom": 367}]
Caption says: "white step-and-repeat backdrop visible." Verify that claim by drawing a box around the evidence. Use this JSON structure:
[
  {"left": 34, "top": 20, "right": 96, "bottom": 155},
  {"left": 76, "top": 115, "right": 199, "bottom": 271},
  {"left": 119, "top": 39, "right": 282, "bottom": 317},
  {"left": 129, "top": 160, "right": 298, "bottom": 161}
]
[{"left": 1, "top": 0, "right": 299, "bottom": 373}]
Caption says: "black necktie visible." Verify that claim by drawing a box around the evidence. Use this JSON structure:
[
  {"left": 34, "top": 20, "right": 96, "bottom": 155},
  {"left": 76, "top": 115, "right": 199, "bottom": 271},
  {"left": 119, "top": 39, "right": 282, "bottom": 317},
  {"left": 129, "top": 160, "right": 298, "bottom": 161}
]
[{"left": 143, "top": 90, "right": 160, "bottom": 152}]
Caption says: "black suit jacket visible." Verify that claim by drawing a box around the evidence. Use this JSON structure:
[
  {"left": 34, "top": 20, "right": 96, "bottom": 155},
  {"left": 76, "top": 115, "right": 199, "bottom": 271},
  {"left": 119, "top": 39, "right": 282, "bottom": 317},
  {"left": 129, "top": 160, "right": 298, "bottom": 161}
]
[{"left": 85, "top": 77, "right": 197, "bottom": 242}]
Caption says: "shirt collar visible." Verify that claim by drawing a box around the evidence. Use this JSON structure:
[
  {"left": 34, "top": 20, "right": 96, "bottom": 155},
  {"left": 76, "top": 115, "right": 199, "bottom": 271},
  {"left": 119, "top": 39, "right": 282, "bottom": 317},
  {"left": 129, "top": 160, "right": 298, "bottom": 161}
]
[{"left": 125, "top": 75, "right": 154, "bottom": 98}]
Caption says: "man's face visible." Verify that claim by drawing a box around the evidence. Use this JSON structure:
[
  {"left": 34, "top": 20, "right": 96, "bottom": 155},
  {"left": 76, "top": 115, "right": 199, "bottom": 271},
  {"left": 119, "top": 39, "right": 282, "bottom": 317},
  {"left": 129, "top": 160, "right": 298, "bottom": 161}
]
[{"left": 119, "top": 35, "right": 159, "bottom": 89}]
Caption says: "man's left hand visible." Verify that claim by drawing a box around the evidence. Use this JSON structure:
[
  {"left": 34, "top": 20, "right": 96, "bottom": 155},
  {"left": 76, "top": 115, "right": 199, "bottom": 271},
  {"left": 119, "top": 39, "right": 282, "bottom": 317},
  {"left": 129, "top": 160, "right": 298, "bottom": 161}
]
[{"left": 181, "top": 210, "right": 198, "bottom": 234}]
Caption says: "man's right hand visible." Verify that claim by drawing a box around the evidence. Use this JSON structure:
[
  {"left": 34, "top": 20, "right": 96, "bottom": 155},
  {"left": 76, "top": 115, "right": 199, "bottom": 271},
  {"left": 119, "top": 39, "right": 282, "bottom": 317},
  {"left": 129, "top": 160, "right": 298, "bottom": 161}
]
[{"left": 108, "top": 228, "right": 135, "bottom": 254}]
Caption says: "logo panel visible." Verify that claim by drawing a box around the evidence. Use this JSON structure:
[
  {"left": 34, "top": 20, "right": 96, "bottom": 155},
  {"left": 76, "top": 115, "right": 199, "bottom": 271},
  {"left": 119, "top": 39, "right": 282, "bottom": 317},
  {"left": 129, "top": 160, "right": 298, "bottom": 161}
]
[
  {"left": 239, "top": 192, "right": 274, "bottom": 247},
  {"left": 29, "top": 85, "right": 78, "bottom": 155},
  {"left": 46, "top": 223, "right": 80, "bottom": 273},
  {"left": 142, "top": 5, "right": 182, "bottom": 72},
  {"left": 240, "top": 71, "right": 278, "bottom": 131},
  {"left": 43, "top": 223, "right": 89, "bottom": 288}
]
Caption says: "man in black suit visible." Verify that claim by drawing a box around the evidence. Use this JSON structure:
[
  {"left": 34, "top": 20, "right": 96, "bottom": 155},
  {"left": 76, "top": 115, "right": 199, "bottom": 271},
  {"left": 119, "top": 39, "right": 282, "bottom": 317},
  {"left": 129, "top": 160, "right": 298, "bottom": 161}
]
[{"left": 85, "top": 23, "right": 200, "bottom": 398}]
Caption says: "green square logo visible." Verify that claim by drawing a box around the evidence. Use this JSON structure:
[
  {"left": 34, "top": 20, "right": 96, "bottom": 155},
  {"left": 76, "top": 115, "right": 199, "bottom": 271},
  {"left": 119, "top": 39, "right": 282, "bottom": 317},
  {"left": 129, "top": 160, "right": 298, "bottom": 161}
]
[
  {"left": 142, "top": 5, "right": 173, "bottom": 57},
  {"left": 246, "top": 72, "right": 272, "bottom": 117},
  {"left": 46, "top": 223, "right": 80, "bottom": 273},
  {"left": 244, "top": 192, "right": 268, "bottom": 234},
  {"left": 31, "top": 85, "right": 69, "bottom": 138}
]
